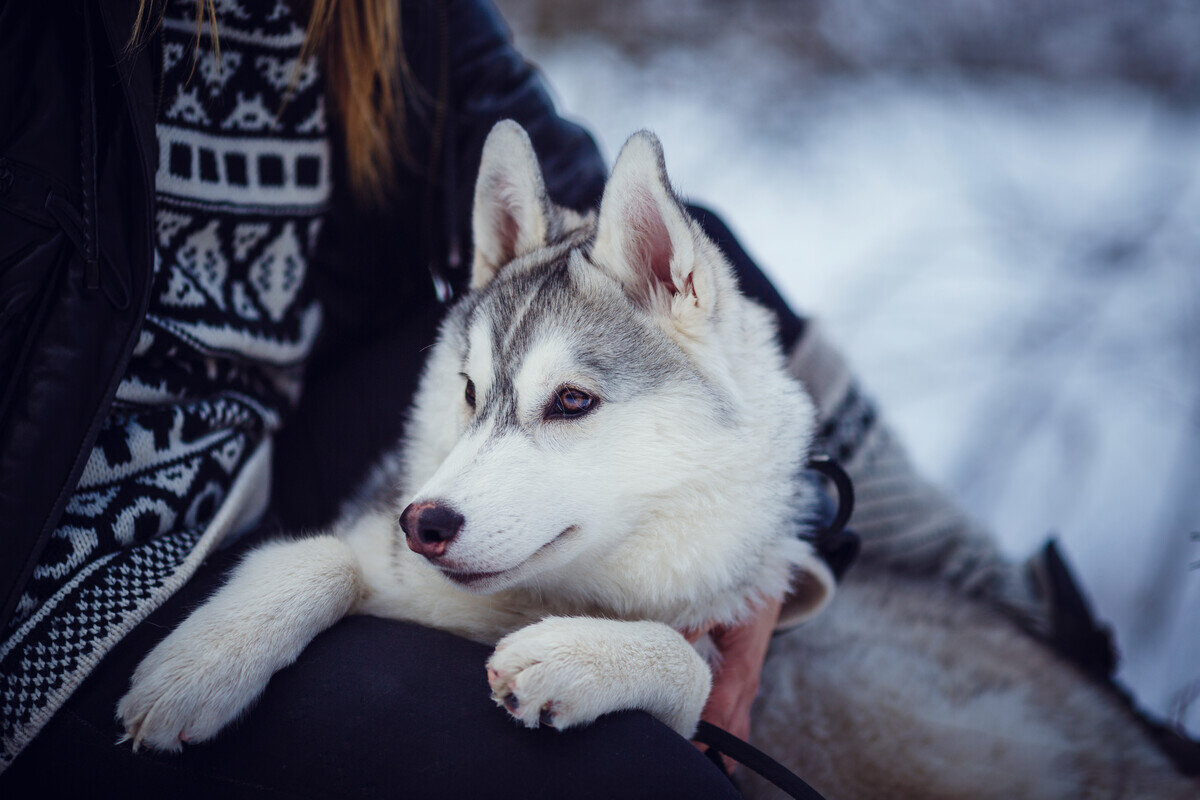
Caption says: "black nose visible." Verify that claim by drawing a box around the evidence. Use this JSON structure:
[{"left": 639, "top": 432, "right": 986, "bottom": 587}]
[{"left": 400, "top": 501, "right": 464, "bottom": 559}]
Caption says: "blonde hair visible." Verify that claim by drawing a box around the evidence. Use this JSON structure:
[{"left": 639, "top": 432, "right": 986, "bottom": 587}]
[{"left": 131, "top": 0, "right": 408, "bottom": 203}]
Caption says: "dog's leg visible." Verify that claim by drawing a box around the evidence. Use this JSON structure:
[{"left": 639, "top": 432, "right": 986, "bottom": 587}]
[
  {"left": 486, "top": 616, "right": 712, "bottom": 737},
  {"left": 117, "top": 535, "right": 362, "bottom": 752}
]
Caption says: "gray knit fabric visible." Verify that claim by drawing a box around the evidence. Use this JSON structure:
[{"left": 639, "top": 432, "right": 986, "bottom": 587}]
[{"left": 790, "top": 320, "right": 1051, "bottom": 634}]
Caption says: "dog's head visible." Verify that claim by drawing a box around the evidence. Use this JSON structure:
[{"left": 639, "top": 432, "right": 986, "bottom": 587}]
[{"left": 398, "top": 122, "right": 828, "bottom": 621}]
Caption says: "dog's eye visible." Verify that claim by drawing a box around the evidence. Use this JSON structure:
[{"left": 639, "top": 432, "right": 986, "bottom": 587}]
[
  {"left": 547, "top": 387, "right": 595, "bottom": 420},
  {"left": 464, "top": 378, "right": 476, "bottom": 409}
]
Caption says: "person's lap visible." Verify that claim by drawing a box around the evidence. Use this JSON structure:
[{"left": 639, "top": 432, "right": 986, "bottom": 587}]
[{"left": 3, "top": 517, "right": 738, "bottom": 799}]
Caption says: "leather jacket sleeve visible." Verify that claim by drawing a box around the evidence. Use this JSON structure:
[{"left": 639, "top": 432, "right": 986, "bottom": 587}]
[
  {"left": 442, "top": 0, "right": 607, "bottom": 263},
  {"left": 0, "top": 0, "right": 157, "bottom": 633}
]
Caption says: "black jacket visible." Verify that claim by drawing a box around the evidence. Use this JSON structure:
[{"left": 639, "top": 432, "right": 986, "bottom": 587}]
[{"left": 0, "top": 0, "right": 607, "bottom": 633}]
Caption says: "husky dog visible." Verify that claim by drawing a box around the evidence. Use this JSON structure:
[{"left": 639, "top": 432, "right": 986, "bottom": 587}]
[
  {"left": 118, "top": 120, "right": 836, "bottom": 752},
  {"left": 118, "top": 122, "right": 1196, "bottom": 799}
]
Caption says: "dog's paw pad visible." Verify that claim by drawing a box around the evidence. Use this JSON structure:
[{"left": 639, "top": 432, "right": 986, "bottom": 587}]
[
  {"left": 486, "top": 645, "right": 597, "bottom": 730},
  {"left": 493, "top": 683, "right": 560, "bottom": 729}
]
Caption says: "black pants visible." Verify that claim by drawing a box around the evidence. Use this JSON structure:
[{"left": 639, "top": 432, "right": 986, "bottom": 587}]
[{"left": 2, "top": 211, "right": 799, "bottom": 799}]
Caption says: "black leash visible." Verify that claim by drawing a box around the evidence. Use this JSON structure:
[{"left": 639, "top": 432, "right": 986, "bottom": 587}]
[{"left": 694, "top": 721, "right": 827, "bottom": 800}]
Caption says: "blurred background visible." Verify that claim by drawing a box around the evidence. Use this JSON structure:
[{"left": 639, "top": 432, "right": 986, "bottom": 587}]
[{"left": 492, "top": 0, "right": 1200, "bottom": 737}]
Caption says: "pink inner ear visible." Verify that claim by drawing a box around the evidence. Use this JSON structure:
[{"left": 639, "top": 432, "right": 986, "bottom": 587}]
[
  {"left": 496, "top": 205, "right": 520, "bottom": 265},
  {"left": 628, "top": 187, "right": 675, "bottom": 292},
  {"left": 490, "top": 175, "right": 523, "bottom": 265}
]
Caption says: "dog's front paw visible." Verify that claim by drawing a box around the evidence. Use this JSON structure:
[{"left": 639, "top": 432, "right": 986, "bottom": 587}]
[
  {"left": 117, "top": 620, "right": 270, "bottom": 752},
  {"left": 486, "top": 618, "right": 615, "bottom": 731},
  {"left": 116, "top": 535, "right": 361, "bottom": 752},
  {"left": 486, "top": 617, "right": 711, "bottom": 736}
]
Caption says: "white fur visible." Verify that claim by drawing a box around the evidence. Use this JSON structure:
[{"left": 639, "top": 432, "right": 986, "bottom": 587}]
[
  {"left": 118, "top": 536, "right": 362, "bottom": 751},
  {"left": 487, "top": 617, "right": 712, "bottom": 737}
]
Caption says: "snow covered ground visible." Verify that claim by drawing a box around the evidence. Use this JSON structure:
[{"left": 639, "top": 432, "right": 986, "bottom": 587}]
[{"left": 496, "top": 12, "right": 1200, "bottom": 737}]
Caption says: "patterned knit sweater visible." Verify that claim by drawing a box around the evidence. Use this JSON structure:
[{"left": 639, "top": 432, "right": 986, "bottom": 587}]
[{"left": 1, "top": 0, "right": 329, "bottom": 768}]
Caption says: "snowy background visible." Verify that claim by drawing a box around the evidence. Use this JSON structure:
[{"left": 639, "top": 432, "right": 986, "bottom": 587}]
[{"left": 494, "top": 0, "right": 1200, "bottom": 737}]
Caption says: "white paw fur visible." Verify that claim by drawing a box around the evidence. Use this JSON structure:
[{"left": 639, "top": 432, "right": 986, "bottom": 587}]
[
  {"left": 486, "top": 617, "right": 712, "bottom": 738},
  {"left": 117, "top": 536, "right": 362, "bottom": 751}
]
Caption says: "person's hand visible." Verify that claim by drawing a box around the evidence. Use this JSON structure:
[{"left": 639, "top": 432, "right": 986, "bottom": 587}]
[{"left": 690, "top": 594, "right": 783, "bottom": 772}]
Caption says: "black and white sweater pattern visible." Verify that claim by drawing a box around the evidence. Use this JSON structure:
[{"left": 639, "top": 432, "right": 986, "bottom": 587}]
[{"left": 1, "top": 0, "right": 330, "bottom": 769}]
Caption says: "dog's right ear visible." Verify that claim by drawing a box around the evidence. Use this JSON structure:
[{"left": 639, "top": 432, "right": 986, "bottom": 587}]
[
  {"left": 590, "top": 132, "right": 719, "bottom": 339},
  {"left": 471, "top": 121, "right": 551, "bottom": 289}
]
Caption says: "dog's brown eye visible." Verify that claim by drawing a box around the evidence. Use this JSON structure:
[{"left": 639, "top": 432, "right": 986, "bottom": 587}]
[
  {"left": 464, "top": 378, "right": 476, "bottom": 408},
  {"left": 548, "top": 387, "right": 595, "bottom": 419}
]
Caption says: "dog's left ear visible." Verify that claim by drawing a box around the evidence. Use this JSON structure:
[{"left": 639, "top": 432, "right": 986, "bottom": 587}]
[
  {"left": 471, "top": 121, "right": 552, "bottom": 289},
  {"left": 591, "top": 132, "right": 717, "bottom": 327}
]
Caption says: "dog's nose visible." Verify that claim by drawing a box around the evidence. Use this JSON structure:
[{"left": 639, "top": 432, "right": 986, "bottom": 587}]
[{"left": 400, "top": 501, "right": 464, "bottom": 559}]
